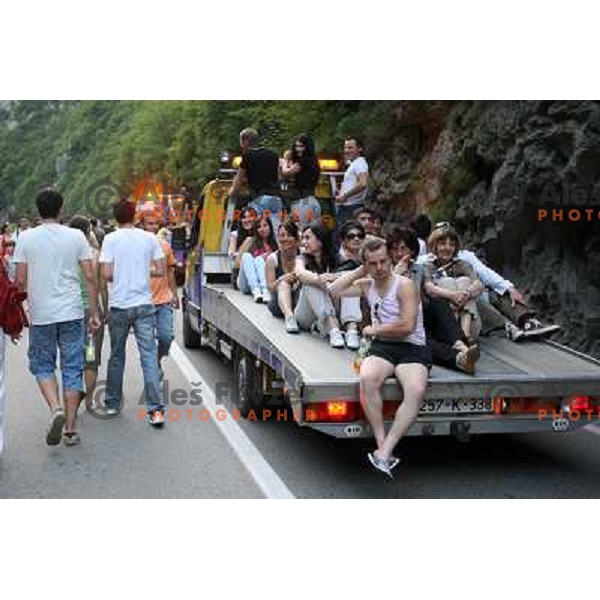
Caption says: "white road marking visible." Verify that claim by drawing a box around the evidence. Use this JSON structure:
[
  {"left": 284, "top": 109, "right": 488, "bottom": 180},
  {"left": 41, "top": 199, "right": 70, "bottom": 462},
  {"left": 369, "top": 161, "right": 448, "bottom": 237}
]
[
  {"left": 170, "top": 342, "right": 295, "bottom": 499},
  {"left": 583, "top": 424, "right": 600, "bottom": 436}
]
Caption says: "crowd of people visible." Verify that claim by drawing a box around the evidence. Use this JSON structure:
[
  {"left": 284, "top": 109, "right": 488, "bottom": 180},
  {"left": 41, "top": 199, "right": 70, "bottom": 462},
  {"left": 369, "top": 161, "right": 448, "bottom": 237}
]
[
  {"left": 223, "top": 127, "right": 561, "bottom": 477},
  {"left": 0, "top": 126, "right": 560, "bottom": 480},
  {"left": 0, "top": 190, "right": 178, "bottom": 454}
]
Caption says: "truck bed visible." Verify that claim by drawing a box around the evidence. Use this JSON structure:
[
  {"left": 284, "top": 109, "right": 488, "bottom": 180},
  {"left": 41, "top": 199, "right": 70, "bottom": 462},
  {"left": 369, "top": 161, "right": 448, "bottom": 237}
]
[{"left": 201, "top": 284, "right": 600, "bottom": 402}]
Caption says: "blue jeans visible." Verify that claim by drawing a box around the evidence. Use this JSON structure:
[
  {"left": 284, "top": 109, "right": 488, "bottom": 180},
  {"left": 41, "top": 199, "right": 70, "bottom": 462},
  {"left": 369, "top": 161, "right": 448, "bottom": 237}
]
[
  {"left": 106, "top": 304, "right": 163, "bottom": 414},
  {"left": 237, "top": 253, "right": 267, "bottom": 293},
  {"left": 28, "top": 319, "right": 85, "bottom": 393},
  {"left": 155, "top": 303, "right": 174, "bottom": 361},
  {"left": 290, "top": 196, "right": 322, "bottom": 227},
  {"left": 249, "top": 195, "right": 283, "bottom": 230}
]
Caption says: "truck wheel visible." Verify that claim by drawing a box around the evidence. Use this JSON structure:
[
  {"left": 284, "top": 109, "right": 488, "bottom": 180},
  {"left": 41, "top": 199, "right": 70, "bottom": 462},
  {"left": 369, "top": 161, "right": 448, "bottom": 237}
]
[
  {"left": 233, "top": 348, "right": 265, "bottom": 418},
  {"left": 182, "top": 303, "right": 203, "bottom": 349}
]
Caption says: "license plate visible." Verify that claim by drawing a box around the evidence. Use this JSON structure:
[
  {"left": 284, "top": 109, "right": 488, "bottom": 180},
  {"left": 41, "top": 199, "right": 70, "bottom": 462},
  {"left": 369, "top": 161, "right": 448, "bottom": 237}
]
[{"left": 420, "top": 398, "right": 493, "bottom": 414}]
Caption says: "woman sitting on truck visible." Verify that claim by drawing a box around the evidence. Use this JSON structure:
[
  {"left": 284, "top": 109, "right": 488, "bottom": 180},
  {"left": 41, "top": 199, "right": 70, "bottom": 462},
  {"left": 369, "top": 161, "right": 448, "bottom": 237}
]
[
  {"left": 293, "top": 220, "right": 347, "bottom": 348},
  {"left": 235, "top": 215, "right": 278, "bottom": 303},
  {"left": 423, "top": 225, "right": 484, "bottom": 343},
  {"left": 265, "top": 219, "right": 301, "bottom": 333},
  {"left": 334, "top": 220, "right": 367, "bottom": 350},
  {"left": 280, "top": 133, "right": 322, "bottom": 227},
  {"left": 389, "top": 227, "right": 479, "bottom": 375}
]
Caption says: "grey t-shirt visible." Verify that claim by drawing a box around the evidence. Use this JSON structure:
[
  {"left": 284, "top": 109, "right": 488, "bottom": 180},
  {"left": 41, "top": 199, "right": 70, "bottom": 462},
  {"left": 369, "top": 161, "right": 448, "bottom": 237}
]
[{"left": 13, "top": 223, "right": 92, "bottom": 325}]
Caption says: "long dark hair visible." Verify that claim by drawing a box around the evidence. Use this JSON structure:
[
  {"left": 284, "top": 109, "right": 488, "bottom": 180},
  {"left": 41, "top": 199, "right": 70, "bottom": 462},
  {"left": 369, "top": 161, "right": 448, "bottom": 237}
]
[
  {"left": 303, "top": 219, "right": 337, "bottom": 273},
  {"left": 290, "top": 133, "right": 317, "bottom": 163},
  {"left": 234, "top": 207, "right": 256, "bottom": 249},
  {"left": 252, "top": 217, "right": 278, "bottom": 252}
]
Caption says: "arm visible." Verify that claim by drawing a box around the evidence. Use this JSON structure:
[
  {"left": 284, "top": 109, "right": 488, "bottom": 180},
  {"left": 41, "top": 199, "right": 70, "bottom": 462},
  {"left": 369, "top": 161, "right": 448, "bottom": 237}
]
[
  {"left": 150, "top": 258, "right": 166, "bottom": 277},
  {"left": 15, "top": 262, "right": 27, "bottom": 293},
  {"left": 265, "top": 254, "right": 278, "bottom": 294},
  {"left": 294, "top": 257, "right": 328, "bottom": 289},
  {"left": 228, "top": 168, "right": 247, "bottom": 197},
  {"left": 101, "top": 262, "right": 113, "bottom": 283},
  {"left": 368, "top": 278, "right": 419, "bottom": 340},
  {"left": 459, "top": 249, "right": 513, "bottom": 295},
  {"left": 328, "top": 265, "right": 367, "bottom": 299},
  {"left": 168, "top": 262, "right": 179, "bottom": 309},
  {"left": 80, "top": 259, "right": 100, "bottom": 332}
]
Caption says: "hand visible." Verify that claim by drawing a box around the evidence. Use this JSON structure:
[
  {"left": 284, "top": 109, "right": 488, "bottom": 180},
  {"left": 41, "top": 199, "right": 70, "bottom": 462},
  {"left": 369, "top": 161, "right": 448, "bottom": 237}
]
[
  {"left": 362, "top": 325, "right": 375, "bottom": 339},
  {"left": 10, "top": 334, "right": 21, "bottom": 344},
  {"left": 451, "top": 290, "right": 470, "bottom": 308},
  {"left": 335, "top": 192, "right": 346, "bottom": 205},
  {"left": 279, "top": 273, "right": 297, "bottom": 285},
  {"left": 88, "top": 313, "right": 101, "bottom": 334},
  {"left": 508, "top": 287, "right": 527, "bottom": 307},
  {"left": 170, "top": 295, "right": 180, "bottom": 309}
]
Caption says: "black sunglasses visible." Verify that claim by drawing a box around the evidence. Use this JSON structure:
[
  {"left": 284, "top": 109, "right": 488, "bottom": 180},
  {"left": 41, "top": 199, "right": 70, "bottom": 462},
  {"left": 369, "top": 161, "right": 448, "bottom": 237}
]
[
  {"left": 373, "top": 301, "right": 381, "bottom": 323},
  {"left": 345, "top": 232, "right": 365, "bottom": 241}
]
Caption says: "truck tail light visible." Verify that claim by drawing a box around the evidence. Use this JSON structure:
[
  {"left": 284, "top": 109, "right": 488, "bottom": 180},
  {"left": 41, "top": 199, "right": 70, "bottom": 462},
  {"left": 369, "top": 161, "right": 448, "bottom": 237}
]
[
  {"left": 569, "top": 396, "right": 590, "bottom": 411},
  {"left": 305, "top": 400, "right": 361, "bottom": 422}
]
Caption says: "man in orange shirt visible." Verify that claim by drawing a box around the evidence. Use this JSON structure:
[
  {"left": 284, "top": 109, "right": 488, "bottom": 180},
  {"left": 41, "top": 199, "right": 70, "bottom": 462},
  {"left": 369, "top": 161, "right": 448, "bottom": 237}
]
[{"left": 141, "top": 207, "right": 179, "bottom": 381}]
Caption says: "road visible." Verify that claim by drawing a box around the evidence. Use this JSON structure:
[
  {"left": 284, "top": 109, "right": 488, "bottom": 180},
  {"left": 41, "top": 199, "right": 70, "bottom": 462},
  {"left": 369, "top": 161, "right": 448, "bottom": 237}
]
[{"left": 2, "top": 313, "right": 600, "bottom": 498}]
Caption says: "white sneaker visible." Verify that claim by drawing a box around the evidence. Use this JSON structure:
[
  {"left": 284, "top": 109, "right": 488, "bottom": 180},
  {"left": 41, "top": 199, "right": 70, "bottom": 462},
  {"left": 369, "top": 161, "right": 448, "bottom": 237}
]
[
  {"left": 261, "top": 289, "right": 271, "bottom": 304},
  {"left": 329, "top": 328, "right": 345, "bottom": 349},
  {"left": 345, "top": 330, "right": 360, "bottom": 350},
  {"left": 252, "top": 288, "right": 263, "bottom": 303},
  {"left": 505, "top": 322, "right": 524, "bottom": 342},
  {"left": 285, "top": 316, "right": 299, "bottom": 334}
]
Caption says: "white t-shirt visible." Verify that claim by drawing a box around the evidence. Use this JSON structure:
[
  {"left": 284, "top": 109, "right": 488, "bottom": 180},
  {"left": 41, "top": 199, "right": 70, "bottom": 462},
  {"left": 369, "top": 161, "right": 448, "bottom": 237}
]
[
  {"left": 100, "top": 228, "right": 164, "bottom": 309},
  {"left": 340, "top": 156, "right": 369, "bottom": 206},
  {"left": 13, "top": 224, "right": 92, "bottom": 325}
]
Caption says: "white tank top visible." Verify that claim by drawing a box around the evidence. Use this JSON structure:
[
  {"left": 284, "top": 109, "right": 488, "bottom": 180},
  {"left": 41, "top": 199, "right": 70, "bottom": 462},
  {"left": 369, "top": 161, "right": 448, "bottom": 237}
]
[{"left": 367, "top": 274, "right": 426, "bottom": 346}]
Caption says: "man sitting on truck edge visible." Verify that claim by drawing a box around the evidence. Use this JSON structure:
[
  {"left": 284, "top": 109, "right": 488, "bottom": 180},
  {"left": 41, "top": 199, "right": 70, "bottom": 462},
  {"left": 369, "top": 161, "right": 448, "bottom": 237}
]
[
  {"left": 417, "top": 221, "right": 560, "bottom": 341},
  {"left": 229, "top": 127, "right": 283, "bottom": 230},
  {"left": 329, "top": 237, "right": 430, "bottom": 478}
]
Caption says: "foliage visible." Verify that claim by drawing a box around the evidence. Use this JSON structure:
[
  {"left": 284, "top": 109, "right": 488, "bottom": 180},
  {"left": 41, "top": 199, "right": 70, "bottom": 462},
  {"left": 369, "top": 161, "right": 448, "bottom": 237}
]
[{"left": 0, "top": 100, "right": 397, "bottom": 218}]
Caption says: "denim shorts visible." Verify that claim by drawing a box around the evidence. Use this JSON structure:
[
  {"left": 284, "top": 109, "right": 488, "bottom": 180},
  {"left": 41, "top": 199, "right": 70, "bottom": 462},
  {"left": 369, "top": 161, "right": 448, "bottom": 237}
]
[{"left": 28, "top": 318, "right": 85, "bottom": 392}]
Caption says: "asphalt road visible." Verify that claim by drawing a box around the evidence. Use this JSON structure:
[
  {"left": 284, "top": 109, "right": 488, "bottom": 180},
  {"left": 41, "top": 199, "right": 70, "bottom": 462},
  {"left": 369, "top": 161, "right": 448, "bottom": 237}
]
[{"left": 2, "top": 312, "right": 600, "bottom": 498}]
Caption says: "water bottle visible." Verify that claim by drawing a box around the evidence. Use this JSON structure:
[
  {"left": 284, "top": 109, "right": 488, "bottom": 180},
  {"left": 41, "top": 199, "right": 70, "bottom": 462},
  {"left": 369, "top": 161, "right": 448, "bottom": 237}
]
[
  {"left": 352, "top": 337, "right": 370, "bottom": 374},
  {"left": 85, "top": 332, "right": 96, "bottom": 365}
]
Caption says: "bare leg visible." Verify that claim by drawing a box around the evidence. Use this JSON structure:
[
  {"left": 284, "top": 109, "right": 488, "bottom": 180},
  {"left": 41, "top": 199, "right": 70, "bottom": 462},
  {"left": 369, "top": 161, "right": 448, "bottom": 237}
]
[
  {"left": 84, "top": 368, "right": 97, "bottom": 410},
  {"left": 64, "top": 389, "right": 82, "bottom": 433},
  {"left": 277, "top": 281, "right": 294, "bottom": 319},
  {"left": 377, "top": 363, "right": 428, "bottom": 461},
  {"left": 324, "top": 315, "right": 341, "bottom": 332},
  {"left": 38, "top": 376, "right": 61, "bottom": 412},
  {"left": 360, "top": 356, "right": 395, "bottom": 451}
]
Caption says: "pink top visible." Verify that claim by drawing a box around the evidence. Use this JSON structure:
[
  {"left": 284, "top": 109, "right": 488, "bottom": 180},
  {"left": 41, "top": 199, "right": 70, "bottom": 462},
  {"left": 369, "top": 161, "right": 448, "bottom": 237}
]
[
  {"left": 366, "top": 274, "right": 426, "bottom": 346},
  {"left": 252, "top": 243, "right": 274, "bottom": 259}
]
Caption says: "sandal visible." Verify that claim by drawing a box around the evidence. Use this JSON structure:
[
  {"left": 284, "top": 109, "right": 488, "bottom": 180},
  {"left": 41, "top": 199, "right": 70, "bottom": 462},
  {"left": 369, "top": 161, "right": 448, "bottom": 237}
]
[
  {"left": 63, "top": 432, "right": 81, "bottom": 446},
  {"left": 46, "top": 408, "right": 65, "bottom": 446}
]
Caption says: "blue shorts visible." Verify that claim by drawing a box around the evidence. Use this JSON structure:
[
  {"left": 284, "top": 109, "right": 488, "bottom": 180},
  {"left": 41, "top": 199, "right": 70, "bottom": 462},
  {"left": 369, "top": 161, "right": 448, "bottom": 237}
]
[{"left": 28, "top": 319, "right": 85, "bottom": 393}]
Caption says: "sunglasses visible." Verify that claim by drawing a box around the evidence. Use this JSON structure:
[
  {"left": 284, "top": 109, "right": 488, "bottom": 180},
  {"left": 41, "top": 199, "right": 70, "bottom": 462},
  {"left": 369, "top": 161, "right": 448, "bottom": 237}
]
[
  {"left": 345, "top": 232, "right": 365, "bottom": 241},
  {"left": 373, "top": 301, "right": 381, "bottom": 323},
  {"left": 434, "top": 221, "right": 451, "bottom": 230}
]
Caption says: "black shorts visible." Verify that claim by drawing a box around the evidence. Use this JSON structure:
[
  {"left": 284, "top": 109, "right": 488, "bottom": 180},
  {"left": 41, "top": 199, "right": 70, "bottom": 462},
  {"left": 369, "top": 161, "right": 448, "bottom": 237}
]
[{"left": 367, "top": 339, "right": 432, "bottom": 368}]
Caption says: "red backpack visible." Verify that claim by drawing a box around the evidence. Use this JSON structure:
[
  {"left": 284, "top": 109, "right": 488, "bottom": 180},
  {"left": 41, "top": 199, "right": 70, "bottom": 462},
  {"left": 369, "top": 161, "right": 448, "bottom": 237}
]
[{"left": 0, "top": 261, "right": 28, "bottom": 337}]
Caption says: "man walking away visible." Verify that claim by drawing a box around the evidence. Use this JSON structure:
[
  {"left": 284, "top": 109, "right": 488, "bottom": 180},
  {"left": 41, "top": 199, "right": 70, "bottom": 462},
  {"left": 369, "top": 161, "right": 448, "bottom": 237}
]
[
  {"left": 100, "top": 198, "right": 166, "bottom": 427},
  {"left": 14, "top": 190, "right": 100, "bottom": 446},
  {"left": 140, "top": 205, "right": 179, "bottom": 381}
]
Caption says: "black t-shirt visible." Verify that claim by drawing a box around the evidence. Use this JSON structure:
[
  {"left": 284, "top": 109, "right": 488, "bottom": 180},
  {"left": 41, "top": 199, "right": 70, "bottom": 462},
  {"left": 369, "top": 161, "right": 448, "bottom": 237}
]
[
  {"left": 289, "top": 157, "right": 320, "bottom": 199},
  {"left": 240, "top": 147, "right": 280, "bottom": 198}
]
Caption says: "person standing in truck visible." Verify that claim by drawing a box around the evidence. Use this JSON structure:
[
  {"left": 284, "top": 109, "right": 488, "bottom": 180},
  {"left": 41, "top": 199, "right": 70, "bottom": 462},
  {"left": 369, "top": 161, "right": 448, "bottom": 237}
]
[
  {"left": 229, "top": 127, "right": 283, "bottom": 229},
  {"left": 328, "top": 236, "right": 429, "bottom": 478},
  {"left": 335, "top": 137, "right": 369, "bottom": 231}
]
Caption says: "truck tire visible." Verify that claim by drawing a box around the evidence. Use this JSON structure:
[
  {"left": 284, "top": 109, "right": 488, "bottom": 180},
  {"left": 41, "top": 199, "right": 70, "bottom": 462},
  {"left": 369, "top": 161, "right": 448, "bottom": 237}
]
[
  {"left": 182, "top": 303, "right": 203, "bottom": 349},
  {"left": 233, "top": 348, "right": 266, "bottom": 418}
]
